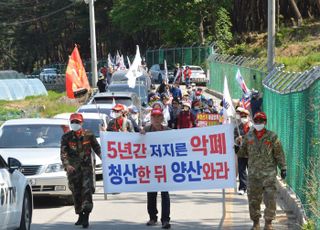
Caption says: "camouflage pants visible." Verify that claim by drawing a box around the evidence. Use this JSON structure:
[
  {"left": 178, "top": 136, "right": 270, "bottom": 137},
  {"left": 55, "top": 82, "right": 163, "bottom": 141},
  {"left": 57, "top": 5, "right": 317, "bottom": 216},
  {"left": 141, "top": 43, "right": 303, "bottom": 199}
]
[
  {"left": 67, "top": 168, "right": 94, "bottom": 214},
  {"left": 247, "top": 176, "right": 277, "bottom": 221}
]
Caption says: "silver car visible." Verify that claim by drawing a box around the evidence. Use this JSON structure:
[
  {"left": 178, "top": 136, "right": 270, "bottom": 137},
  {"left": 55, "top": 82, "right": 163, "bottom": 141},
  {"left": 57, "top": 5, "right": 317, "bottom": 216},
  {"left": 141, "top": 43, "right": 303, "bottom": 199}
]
[
  {"left": 149, "top": 64, "right": 175, "bottom": 83},
  {"left": 0, "top": 118, "right": 74, "bottom": 203}
]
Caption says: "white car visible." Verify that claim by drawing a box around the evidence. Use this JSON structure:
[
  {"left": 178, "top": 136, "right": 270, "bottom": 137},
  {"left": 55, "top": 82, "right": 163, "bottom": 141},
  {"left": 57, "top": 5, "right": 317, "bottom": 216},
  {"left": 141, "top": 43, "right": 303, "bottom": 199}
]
[
  {"left": 0, "top": 155, "right": 33, "bottom": 229},
  {"left": 53, "top": 112, "right": 109, "bottom": 177},
  {"left": 182, "top": 65, "right": 208, "bottom": 85},
  {"left": 0, "top": 118, "right": 73, "bottom": 203}
]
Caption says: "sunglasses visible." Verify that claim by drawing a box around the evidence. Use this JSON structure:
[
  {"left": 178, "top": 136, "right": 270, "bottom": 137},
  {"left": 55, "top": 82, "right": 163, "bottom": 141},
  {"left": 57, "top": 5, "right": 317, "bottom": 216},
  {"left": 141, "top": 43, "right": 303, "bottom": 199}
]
[{"left": 70, "top": 120, "right": 81, "bottom": 124}]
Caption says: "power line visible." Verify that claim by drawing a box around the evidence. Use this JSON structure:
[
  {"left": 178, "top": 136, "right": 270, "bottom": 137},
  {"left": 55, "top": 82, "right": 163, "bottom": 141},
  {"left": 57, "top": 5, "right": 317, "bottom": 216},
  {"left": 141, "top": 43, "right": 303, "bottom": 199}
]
[{"left": 1, "top": 2, "right": 77, "bottom": 27}]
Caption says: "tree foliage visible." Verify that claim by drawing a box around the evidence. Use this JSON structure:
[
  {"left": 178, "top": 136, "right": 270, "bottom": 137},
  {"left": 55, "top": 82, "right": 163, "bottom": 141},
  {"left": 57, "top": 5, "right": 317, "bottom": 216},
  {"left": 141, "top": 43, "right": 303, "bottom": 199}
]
[{"left": 0, "top": 0, "right": 319, "bottom": 73}]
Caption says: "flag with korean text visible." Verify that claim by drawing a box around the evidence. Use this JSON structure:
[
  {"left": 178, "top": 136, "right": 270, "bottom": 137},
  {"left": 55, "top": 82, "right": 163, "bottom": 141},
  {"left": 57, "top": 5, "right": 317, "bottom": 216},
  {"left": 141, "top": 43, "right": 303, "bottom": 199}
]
[
  {"left": 125, "top": 45, "right": 143, "bottom": 88},
  {"left": 223, "top": 76, "right": 236, "bottom": 124},
  {"left": 65, "top": 46, "right": 90, "bottom": 99},
  {"left": 235, "top": 69, "right": 250, "bottom": 94},
  {"left": 100, "top": 125, "right": 236, "bottom": 193}
]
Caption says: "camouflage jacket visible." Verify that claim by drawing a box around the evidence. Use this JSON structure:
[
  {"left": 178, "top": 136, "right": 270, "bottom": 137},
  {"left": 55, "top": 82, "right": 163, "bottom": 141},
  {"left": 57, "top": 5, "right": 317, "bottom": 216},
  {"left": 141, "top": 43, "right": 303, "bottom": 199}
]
[
  {"left": 237, "top": 129, "right": 286, "bottom": 178},
  {"left": 144, "top": 125, "right": 171, "bottom": 133},
  {"left": 60, "top": 129, "right": 101, "bottom": 170},
  {"left": 106, "top": 118, "right": 134, "bottom": 132}
]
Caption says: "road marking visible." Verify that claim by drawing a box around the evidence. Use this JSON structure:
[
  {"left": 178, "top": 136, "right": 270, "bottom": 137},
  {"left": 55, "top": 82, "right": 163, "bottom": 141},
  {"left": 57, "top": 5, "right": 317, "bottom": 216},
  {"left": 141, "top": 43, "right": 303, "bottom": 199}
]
[{"left": 222, "top": 188, "right": 235, "bottom": 229}]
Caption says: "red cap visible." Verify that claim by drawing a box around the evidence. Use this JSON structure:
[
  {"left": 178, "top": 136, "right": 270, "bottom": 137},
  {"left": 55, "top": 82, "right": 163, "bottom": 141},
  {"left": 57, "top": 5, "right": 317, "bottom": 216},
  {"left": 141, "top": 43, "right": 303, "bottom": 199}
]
[
  {"left": 151, "top": 108, "right": 163, "bottom": 116},
  {"left": 253, "top": 112, "right": 267, "bottom": 121},
  {"left": 112, "top": 103, "right": 125, "bottom": 111},
  {"left": 70, "top": 113, "right": 83, "bottom": 122}
]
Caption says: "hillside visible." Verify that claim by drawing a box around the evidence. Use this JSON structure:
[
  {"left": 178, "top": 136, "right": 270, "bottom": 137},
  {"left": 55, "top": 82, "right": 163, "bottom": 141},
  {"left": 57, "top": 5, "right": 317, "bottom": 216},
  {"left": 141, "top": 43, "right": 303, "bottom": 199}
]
[{"left": 229, "top": 20, "right": 320, "bottom": 71}]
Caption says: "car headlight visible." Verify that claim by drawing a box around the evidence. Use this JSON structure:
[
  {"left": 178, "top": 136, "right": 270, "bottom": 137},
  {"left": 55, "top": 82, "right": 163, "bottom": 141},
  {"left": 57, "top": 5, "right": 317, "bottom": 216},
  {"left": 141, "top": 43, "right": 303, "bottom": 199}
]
[{"left": 45, "top": 163, "right": 64, "bottom": 173}]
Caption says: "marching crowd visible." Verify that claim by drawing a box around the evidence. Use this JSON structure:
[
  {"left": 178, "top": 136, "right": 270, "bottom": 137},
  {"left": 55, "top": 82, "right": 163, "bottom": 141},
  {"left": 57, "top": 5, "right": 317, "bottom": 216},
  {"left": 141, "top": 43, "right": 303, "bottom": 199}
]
[{"left": 61, "top": 61, "right": 286, "bottom": 230}]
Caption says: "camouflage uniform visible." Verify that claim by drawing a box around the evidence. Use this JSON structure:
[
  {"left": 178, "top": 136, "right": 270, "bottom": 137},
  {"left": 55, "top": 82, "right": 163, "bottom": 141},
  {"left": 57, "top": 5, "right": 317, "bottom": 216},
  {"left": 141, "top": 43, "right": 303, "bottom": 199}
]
[
  {"left": 60, "top": 129, "right": 101, "bottom": 214},
  {"left": 107, "top": 117, "right": 134, "bottom": 132},
  {"left": 237, "top": 129, "right": 286, "bottom": 222}
]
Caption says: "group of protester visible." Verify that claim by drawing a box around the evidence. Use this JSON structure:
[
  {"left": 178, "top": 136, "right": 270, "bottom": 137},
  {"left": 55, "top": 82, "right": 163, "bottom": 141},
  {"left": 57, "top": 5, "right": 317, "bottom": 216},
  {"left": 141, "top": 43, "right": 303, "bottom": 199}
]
[{"left": 61, "top": 62, "right": 287, "bottom": 230}]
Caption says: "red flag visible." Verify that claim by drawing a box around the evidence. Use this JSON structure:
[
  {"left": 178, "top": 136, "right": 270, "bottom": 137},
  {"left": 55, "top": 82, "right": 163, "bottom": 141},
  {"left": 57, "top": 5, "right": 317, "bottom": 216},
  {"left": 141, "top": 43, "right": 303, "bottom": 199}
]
[{"left": 65, "top": 46, "right": 90, "bottom": 98}]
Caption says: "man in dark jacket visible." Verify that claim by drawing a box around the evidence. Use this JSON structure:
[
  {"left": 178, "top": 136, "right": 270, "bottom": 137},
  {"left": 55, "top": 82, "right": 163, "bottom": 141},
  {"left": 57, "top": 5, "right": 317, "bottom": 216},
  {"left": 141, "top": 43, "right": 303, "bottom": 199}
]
[
  {"left": 60, "top": 113, "right": 101, "bottom": 228},
  {"left": 141, "top": 107, "right": 171, "bottom": 229}
]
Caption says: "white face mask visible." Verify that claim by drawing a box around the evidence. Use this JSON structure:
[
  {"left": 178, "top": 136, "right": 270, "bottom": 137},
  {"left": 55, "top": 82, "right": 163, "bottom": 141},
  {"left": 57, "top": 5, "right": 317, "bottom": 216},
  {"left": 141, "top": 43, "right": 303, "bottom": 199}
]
[
  {"left": 70, "top": 123, "right": 82, "bottom": 131},
  {"left": 253, "top": 123, "right": 265, "bottom": 131},
  {"left": 111, "top": 111, "right": 122, "bottom": 119},
  {"left": 241, "top": 117, "right": 248, "bottom": 124},
  {"left": 235, "top": 114, "right": 241, "bottom": 120}
]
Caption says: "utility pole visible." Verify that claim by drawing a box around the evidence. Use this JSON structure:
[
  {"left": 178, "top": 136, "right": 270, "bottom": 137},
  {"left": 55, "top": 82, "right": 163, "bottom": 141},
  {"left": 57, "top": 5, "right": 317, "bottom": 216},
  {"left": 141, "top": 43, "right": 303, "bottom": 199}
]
[
  {"left": 267, "top": 0, "right": 275, "bottom": 72},
  {"left": 85, "top": 0, "right": 98, "bottom": 87}
]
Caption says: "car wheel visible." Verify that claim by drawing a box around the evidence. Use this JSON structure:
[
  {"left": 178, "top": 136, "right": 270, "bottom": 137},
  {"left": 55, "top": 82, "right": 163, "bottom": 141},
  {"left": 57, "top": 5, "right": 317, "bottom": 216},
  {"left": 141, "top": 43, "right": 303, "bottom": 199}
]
[{"left": 19, "top": 191, "right": 32, "bottom": 230}]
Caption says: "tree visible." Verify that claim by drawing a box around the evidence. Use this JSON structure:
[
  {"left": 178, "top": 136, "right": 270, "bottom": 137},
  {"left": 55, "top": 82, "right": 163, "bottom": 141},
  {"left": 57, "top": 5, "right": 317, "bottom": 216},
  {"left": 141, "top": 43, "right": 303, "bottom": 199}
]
[{"left": 289, "top": 0, "right": 303, "bottom": 26}]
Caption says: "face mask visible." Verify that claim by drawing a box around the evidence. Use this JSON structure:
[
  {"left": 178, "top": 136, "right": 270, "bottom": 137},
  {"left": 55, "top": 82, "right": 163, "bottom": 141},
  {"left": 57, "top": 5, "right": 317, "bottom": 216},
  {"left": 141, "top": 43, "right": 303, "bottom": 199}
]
[
  {"left": 183, "top": 106, "right": 189, "bottom": 111},
  {"left": 241, "top": 117, "right": 248, "bottom": 124},
  {"left": 111, "top": 112, "right": 122, "bottom": 118},
  {"left": 70, "top": 123, "right": 82, "bottom": 131},
  {"left": 194, "top": 107, "right": 200, "bottom": 110},
  {"left": 235, "top": 114, "right": 241, "bottom": 120},
  {"left": 253, "top": 123, "right": 265, "bottom": 131}
]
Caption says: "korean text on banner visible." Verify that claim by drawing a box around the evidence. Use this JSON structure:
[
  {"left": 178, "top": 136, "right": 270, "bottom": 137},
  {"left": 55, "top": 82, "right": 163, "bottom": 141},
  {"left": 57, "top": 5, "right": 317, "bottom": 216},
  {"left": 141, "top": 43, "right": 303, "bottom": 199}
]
[{"left": 100, "top": 124, "right": 236, "bottom": 193}]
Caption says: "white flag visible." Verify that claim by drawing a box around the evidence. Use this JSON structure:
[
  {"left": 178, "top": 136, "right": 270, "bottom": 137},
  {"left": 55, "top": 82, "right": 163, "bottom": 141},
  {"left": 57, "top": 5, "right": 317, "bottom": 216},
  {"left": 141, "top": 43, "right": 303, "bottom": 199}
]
[
  {"left": 163, "top": 59, "right": 168, "bottom": 83},
  {"left": 223, "top": 76, "right": 236, "bottom": 124},
  {"left": 125, "top": 45, "right": 143, "bottom": 88},
  {"left": 108, "top": 53, "right": 114, "bottom": 67},
  {"left": 119, "top": 55, "right": 126, "bottom": 70},
  {"left": 127, "top": 56, "right": 131, "bottom": 68}
]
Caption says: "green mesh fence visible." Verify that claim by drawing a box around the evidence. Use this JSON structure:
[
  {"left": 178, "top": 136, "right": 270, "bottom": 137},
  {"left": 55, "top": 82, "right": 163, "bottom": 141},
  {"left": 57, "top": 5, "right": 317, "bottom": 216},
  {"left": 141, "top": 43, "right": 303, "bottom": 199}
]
[
  {"left": 207, "top": 56, "right": 266, "bottom": 99},
  {"left": 145, "top": 46, "right": 213, "bottom": 68},
  {"left": 208, "top": 55, "right": 320, "bottom": 227}
]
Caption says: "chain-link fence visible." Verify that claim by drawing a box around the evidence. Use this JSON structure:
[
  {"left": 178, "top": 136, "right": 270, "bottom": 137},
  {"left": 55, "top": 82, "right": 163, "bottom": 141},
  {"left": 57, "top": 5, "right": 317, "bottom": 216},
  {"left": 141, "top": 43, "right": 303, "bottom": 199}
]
[
  {"left": 263, "top": 67, "right": 320, "bottom": 227},
  {"left": 145, "top": 45, "right": 214, "bottom": 68},
  {"left": 207, "top": 54, "right": 269, "bottom": 99},
  {"left": 207, "top": 54, "right": 320, "bottom": 227}
]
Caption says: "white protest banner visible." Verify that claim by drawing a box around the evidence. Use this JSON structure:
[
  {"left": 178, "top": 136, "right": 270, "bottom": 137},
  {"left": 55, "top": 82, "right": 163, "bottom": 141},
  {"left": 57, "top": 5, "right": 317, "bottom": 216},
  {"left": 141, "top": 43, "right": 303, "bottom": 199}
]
[{"left": 100, "top": 124, "right": 236, "bottom": 193}]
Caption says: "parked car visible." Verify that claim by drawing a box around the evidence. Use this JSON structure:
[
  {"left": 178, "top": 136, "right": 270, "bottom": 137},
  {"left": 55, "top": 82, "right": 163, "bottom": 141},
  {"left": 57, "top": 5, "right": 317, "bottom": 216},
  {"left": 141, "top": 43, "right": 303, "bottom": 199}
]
[
  {"left": 0, "top": 118, "right": 79, "bottom": 203},
  {"left": 53, "top": 112, "right": 109, "bottom": 177},
  {"left": 77, "top": 104, "right": 114, "bottom": 117},
  {"left": 0, "top": 155, "right": 33, "bottom": 230},
  {"left": 107, "top": 83, "right": 148, "bottom": 106},
  {"left": 39, "top": 68, "right": 59, "bottom": 83},
  {"left": 111, "top": 69, "right": 151, "bottom": 91},
  {"left": 181, "top": 65, "right": 208, "bottom": 85},
  {"left": 87, "top": 91, "right": 143, "bottom": 108},
  {"left": 149, "top": 64, "right": 175, "bottom": 83}
]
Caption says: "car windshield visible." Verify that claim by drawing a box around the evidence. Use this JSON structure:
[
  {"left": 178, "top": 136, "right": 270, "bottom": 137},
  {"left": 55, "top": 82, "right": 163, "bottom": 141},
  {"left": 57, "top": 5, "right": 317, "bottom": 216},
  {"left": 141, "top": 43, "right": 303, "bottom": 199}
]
[
  {"left": 92, "top": 97, "right": 132, "bottom": 106},
  {"left": 0, "top": 124, "right": 66, "bottom": 148},
  {"left": 190, "top": 66, "right": 203, "bottom": 71},
  {"left": 83, "top": 119, "right": 104, "bottom": 137},
  {"left": 107, "top": 85, "right": 147, "bottom": 102},
  {"left": 78, "top": 108, "right": 112, "bottom": 116}
]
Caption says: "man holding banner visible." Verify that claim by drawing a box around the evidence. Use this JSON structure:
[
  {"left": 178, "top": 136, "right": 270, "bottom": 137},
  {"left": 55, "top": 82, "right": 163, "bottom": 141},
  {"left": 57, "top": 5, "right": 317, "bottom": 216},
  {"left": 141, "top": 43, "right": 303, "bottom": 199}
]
[{"left": 141, "top": 107, "right": 172, "bottom": 229}]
